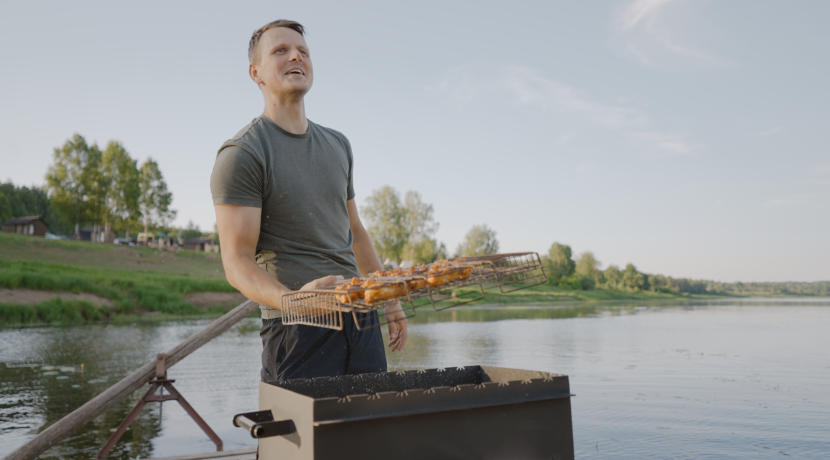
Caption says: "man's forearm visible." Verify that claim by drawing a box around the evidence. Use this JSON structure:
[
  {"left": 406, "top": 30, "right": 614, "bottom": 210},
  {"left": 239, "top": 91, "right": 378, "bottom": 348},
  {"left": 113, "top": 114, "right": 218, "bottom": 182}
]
[
  {"left": 352, "top": 227, "right": 382, "bottom": 276},
  {"left": 223, "top": 253, "right": 291, "bottom": 310}
]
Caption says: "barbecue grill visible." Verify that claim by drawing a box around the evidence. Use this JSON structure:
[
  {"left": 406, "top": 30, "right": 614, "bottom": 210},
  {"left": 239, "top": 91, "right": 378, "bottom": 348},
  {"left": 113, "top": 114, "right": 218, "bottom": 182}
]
[
  {"left": 233, "top": 365, "right": 574, "bottom": 460},
  {"left": 281, "top": 252, "right": 547, "bottom": 331}
]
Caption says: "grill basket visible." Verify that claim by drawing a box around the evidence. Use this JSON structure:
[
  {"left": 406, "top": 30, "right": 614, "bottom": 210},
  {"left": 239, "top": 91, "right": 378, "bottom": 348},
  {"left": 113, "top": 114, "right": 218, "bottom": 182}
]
[{"left": 281, "top": 252, "right": 547, "bottom": 331}]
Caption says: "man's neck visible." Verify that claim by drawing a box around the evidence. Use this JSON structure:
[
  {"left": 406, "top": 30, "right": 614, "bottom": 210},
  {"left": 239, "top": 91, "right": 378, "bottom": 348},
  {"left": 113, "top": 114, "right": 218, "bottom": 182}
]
[{"left": 262, "top": 97, "right": 309, "bottom": 135}]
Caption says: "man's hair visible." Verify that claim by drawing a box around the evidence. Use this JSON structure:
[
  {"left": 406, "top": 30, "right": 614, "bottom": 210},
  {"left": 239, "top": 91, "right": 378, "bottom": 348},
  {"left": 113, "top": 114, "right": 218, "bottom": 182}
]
[{"left": 248, "top": 19, "right": 306, "bottom": 64}]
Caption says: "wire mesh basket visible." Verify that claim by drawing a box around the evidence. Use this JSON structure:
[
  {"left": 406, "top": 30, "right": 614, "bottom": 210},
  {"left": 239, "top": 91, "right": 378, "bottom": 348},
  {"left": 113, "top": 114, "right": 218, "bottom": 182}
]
[
  {"left": 281, "top": 252, "right": 546, "bottom": 330},
  {"left": 458, "top": 252, "right": 548, "bottom": 293}
]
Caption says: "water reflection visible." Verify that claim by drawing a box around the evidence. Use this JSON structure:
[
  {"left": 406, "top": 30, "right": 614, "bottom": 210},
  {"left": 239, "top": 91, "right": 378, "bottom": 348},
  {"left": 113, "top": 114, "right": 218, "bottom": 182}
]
[
  {"left": 0, "top": 324, "right": 166, "bottom": 459},
  {"left": 2, "top": 300, "right": 829, "bottom": 459}
]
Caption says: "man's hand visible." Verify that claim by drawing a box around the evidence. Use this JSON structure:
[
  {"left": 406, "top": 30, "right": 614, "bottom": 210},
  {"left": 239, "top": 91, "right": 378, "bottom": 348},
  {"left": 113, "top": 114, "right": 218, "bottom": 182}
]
[
  {"left": 289, "top": 275, "right": 345, "bottom": 317},
  {"left": 384, "top": 301, "right": 408, "bottom": 352},
  {"left": 346, "top": 199, "right": 408, "bottom": 351},
  {"left": 300, "top": 275, "right": 344, "bottom": 291}
]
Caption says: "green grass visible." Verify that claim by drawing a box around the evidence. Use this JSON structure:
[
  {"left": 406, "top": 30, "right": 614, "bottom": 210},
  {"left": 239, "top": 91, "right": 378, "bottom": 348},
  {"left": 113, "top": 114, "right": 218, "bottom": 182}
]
[
  {"left": 0, "top": 298, "right": 105, "bottom": 324},
  {"left": 0, "top": 231, "right": 242, "bottom": 325},
  {"left": 468, "top": 282, "right": 724, "bottom": 305},
  {"left": 0, "top": 231, "right": 736, "bottom": 326}
]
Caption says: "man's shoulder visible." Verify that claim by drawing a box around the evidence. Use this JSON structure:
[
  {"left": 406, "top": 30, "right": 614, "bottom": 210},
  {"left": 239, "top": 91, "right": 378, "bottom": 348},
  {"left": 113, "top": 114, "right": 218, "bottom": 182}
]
[
  {"left": 310, "top": 120, "right": 351, "bottom": 150},
  {"left": 218, "top": 117, "right": 269, "bottom": 158}
]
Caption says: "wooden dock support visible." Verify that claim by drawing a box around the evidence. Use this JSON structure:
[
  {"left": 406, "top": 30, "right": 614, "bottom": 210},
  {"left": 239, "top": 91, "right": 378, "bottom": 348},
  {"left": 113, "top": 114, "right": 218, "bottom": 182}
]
[{"left": 3, "top": 300, "right": 259, "bottom": 460}]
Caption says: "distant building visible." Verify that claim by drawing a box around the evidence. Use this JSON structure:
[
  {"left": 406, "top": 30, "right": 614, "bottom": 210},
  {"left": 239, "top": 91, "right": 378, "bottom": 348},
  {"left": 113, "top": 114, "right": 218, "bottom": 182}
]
[
  {"left": 1, "top": 216, "right": 48, "bottom": 237},
  {"left": 184, "top": 237, "right": 219, "bottom": 253},
  {"left": 155, "top": 232, "right": 173, "bottom": 248}
]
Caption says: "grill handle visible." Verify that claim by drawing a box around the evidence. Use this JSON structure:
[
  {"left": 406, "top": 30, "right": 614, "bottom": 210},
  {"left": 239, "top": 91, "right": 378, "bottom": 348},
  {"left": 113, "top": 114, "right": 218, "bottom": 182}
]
[{"left": 233, "top": 410, "right": 296, "bottom": 439}]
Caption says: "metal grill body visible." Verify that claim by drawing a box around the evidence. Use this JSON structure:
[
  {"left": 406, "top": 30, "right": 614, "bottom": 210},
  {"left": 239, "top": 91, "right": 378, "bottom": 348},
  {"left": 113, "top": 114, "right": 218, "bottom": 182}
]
[{"left": 253, "top": 366, "right": 574, "bottom": 460}]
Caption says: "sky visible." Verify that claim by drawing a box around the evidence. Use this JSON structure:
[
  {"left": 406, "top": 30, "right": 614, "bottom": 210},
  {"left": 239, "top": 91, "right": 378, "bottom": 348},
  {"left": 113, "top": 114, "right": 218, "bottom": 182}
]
[{"left": 0, "top": 0, "right": 827, "bottom": 283}]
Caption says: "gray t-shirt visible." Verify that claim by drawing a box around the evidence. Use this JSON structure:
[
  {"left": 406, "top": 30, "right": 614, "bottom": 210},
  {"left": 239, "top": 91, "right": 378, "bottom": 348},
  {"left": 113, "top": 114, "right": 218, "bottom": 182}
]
[{"left": 210, "top": 116, "right": 361, "bottom": 314}]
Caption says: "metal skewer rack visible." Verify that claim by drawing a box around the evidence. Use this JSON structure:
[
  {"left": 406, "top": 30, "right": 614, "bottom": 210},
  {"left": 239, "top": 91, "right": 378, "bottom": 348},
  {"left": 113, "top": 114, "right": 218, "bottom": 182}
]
[{"left": 281, "top": 252, "right": 547, "bottom": 331}]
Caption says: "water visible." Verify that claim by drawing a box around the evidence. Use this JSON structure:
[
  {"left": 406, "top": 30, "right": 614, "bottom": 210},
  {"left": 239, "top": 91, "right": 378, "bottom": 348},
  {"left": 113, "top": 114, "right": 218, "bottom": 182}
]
[{"left": 1, "top": 299, "right": 829, "bottom": 459}]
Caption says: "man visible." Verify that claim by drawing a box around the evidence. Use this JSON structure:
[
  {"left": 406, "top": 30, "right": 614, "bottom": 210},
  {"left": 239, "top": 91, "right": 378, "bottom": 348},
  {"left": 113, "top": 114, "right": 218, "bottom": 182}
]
[{"left": 210, "top": 19, "right": 406, "bottom": 383}]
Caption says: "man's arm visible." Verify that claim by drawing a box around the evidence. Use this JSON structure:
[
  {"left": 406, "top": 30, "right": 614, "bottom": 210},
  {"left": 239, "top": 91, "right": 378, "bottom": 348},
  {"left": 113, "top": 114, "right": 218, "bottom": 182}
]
[
  {"left": 347, "top": 199, "right": 407, "bottom": 351},
  {"left": 215, "top": 204, "right": 341, "bottom": 310},
  {"left": 348, "top": 200, "right": 383, "bottom": 276}
]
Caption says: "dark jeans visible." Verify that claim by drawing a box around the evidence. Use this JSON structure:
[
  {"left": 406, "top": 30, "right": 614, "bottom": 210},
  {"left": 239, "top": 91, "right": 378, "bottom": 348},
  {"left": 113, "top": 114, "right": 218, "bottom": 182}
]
[{"left": 260, "top": 311, "right": 387, "bottom": 382}]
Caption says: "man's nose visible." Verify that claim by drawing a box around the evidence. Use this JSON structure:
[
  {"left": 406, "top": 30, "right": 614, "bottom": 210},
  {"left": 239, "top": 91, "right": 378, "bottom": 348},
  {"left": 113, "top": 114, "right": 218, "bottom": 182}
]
[{"left": 289, "top": 49, "right": 303, "bottom": 62}]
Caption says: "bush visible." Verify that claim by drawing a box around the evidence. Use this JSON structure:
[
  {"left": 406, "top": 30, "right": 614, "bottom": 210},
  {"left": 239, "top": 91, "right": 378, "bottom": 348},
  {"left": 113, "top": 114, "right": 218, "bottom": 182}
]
[
  {"left": 557, "top": 274, "right": 583, "bottom": 290},
  {"left": 580, "top": 276, "right": 597, "bottom": 291}
]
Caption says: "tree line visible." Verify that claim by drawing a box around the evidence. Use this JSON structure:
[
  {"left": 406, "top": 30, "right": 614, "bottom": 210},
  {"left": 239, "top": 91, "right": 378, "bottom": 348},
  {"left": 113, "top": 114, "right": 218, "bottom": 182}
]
[
  {"left": 360, "top": 185, "right": 500, "bottom": 265},
  {"left": 0, "top": 181, "right": 71, "bottom": 234},
  {"left": 1, "top": 134, "right": 176, "bottom": 240},
  {"left": 543, "top": 242, "right": 830, "bottom": 296}
]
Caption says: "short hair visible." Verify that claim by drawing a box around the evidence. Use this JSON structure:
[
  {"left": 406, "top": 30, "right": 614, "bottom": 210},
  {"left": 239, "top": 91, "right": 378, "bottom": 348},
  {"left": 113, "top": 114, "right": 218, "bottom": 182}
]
[{"left": 248, "top": 19, "right": 306, "bottom": 64}]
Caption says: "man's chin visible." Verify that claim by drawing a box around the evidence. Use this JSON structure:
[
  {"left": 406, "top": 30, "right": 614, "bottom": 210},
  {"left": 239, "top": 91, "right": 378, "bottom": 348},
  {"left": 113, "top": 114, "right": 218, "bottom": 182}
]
[{"left": 273, "top": 85, "right": 311, "bottom": 101}]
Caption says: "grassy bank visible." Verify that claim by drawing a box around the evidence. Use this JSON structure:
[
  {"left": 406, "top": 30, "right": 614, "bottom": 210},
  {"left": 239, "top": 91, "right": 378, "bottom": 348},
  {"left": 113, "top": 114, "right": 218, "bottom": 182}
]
[
  {"left": 469, "top": 282, "right": 724, "bottom": 305},
  {"left": 0, "top": 231, "right": 774, "bottom": 326},
  {"left": 0, "top": 231, "right": 243, "bottom": 325}
]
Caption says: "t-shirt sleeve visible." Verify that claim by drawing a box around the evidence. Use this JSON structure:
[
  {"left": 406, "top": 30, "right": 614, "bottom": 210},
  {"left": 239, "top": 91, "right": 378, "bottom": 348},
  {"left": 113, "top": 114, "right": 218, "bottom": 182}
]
[
  {"left": 345, "top": 138, "right": 355, "bottom": 201},
  {"left": 210, "top": 145, "right": 264, "bottom": 208}
]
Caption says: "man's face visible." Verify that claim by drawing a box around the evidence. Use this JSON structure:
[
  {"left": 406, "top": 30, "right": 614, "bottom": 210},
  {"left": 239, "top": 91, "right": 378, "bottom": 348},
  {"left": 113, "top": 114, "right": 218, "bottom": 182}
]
[{"left": 252, "top": 27, "right": 313, "bottom": 100}]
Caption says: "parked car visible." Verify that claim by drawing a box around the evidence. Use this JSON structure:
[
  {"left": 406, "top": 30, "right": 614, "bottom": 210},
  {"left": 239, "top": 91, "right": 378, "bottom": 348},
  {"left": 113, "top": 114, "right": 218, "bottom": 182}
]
[{"left": 45, "top": 233, "right": 72, "bottom": 240}]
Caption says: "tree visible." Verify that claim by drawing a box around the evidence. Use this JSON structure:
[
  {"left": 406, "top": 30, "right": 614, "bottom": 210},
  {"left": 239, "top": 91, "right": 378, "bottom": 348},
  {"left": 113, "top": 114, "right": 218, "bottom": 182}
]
[
  {"left": 648, "top": 274, "right": 666, "bottom": 292},
  {"left": 457, "top": 224, "right": 499, "bottom": 257},
  {"left": 573, "top": 252, "right": 600, "bottom": 290},
  {"left": 138, "top": 158, "right": 176, "bottom": 236},
  {"left": 0, "top": 181, "right": 73, "bottom": 235},
  {"left": 210, "top": 223, "right": 220, "bottom": 246},
  {"left": 621, "top": 263, "right": 645, "bottom": 291},
  {"left": 402, "top": 238, "right": 447, "bottom": 264},
  {"left": 179, "top": 221, "right": 203, "bottom": 241},
  {"left": 100, "top": 141, "right": 141, "bottom": 238},
  {"left": 45, "top": 134, "right": 102, "bottom": 238},
  {"left": 0, "top": 181, "right": 50, "bottom": 218},
  {"left": 404, "top": 191, "right": 437, "bottom": 239},
  {"left": 545, "top": 242, "right": 575, "bottom": 283},
  {"left": 575, "top": 252, "right": 601, "bottom": 279},
  {"left": 603, "top": 265, "right": 622, "bottom": 289},
  {"left": 361, "top": 186, "right": 408, "bottom": 262},
  {"left": 361, "top": 186, "right": 442, "bottom": 264},
  {"left": 0, "top": 193, "right": 11, "bottom": 223},
  {"left": 401, "top": 191, "right": 441, "bottom": 263}
]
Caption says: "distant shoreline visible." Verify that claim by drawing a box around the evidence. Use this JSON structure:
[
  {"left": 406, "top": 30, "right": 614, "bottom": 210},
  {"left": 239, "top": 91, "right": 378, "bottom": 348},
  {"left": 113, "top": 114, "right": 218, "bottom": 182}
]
[{"left": 2, "top": 231, "right": 827, "bottom": 326}]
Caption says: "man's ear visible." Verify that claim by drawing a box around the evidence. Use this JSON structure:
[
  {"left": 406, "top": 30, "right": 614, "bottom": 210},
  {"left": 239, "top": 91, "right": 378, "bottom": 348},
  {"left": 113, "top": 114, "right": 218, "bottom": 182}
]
[{"left": 249, "top": 63, "right": 264, "bottom": 86}]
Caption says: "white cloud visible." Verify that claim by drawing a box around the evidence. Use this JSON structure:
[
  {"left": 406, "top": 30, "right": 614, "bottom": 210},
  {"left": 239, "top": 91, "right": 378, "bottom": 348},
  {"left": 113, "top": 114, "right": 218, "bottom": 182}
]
[
  {"left": 757, "top": 127, "right": 782, "bottom": 136},
  {"left": 431, "top": 66, "right": 693, "bottom": 155},
  {"left": 619, "top": 0, "right": 676, "bottom": 30},
  {"left": 614, "top": 0, "right": 730, "bottom": 68}
]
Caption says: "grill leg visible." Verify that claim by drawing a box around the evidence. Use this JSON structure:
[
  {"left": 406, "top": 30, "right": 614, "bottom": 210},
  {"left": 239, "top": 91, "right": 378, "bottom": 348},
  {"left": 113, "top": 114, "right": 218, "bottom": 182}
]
[
  {"left": 97, "top": 383, "right": 158, "bottom": 459},
  {"left": 164, "top": 382, "right": 224, "bottom": 452}
]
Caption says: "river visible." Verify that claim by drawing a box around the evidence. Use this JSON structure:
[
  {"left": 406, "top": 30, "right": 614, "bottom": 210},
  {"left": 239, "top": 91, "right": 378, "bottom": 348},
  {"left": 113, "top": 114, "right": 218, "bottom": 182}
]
[{"left": 1, "top": 299, "right": 828, "bottom": 459}]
